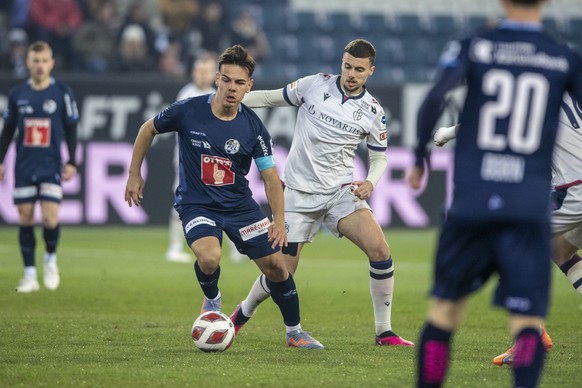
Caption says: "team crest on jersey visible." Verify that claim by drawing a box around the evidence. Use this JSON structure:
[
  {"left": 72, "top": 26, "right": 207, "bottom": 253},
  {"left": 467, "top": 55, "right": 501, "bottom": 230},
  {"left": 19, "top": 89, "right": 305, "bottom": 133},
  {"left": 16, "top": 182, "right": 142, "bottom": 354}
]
[
  {"left": 353, "top": 109, "right": 364, "bottom": 121},
  {"left": 308, "top": 105, "right": 315, "bottom": 115},
  {"left": 224, "top": 139, "right": 240, "bottom": 154},
  {"left": 23, "top": 118, "right": 51, "bottom": 147},
  {"left": 43, "top": 99, "right": 57, "bottom": 114},
  {"left": 201, "top": 154, "right": 235, "bottom": 186}
]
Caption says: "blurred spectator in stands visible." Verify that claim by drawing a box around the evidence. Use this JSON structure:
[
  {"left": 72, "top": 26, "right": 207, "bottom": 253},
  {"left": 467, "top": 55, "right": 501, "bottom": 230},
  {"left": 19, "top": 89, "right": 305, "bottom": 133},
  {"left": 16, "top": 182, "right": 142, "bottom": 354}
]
[
  {"left": 117, "top": 23, "right": 155, "bottom": 73},
  {"left": 0, "top": 28, "right": 28, "bottom": 77},
  {"left": 28, "top": 0, "right": 83, "bottom": 70},
  {"left": 157, "top": 0, "right": 198, "bottom": 36},
  {"left": 6, "top": 0, "right": 30, "bottom": 31},
  {"left": 229, "top": 9, "right": 269, "bottom": 62},
  {"left": 197, "top": 1, "right": 229, "bottom": 56},
  {"left": 158, "top": 39, "right": 185, "bottom": 78},
  {"left": 72, "top": 0, "right": 118, "bottom": 73},
  {"left": 117, "top": 1, "right": 160, "bottom": 62}
]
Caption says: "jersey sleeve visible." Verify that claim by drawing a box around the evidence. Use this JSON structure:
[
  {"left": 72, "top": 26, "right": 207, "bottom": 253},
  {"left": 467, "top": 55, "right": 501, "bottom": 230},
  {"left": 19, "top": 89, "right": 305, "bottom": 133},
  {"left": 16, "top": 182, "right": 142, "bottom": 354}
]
[
  {"left": 367, "top": 105, "right": 388, "bottom": 151},
  {"left": 414, "top": 38, "right": 469, "bottom": 166},
  {"left": 3, "top": 89, "right": 18, "bottom": 128},
  {"left": 153, "top": 100, "right": 183, "bottom": 134},
  {"left": 283, "top": 74, "right": 320, "bottom": 106},
  {"left": 62, "top": 84, "right": 80, "bottom": 126},
  {"left": 252, "top": 119, "right": 276, "bottom": 172}
]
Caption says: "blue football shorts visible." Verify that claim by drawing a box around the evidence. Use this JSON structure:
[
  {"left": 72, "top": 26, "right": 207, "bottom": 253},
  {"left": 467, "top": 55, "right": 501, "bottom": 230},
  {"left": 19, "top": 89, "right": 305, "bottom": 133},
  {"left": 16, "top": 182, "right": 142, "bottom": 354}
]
[
  {"left": 431, "top": 216, "right": 551, "bottom": 317},
  {"left": 13, "top": 171, "right": 62, "bottom": 204},
  {"left": 175, "top": 201, "right": 279, "bottom": 260}
]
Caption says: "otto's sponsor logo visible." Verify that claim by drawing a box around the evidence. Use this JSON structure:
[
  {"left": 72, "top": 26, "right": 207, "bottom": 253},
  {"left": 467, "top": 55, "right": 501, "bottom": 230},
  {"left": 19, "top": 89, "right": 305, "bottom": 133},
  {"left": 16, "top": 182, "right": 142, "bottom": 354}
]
[
  {"left": 24, "top": 118, "right": 51, "bottom": 147},
  {"left": 185, "top": 216, "right": 216, "bottom": 234},
  {"left": 379, "top": 131, "right": 388, "bottom": 141},
  {"left": 201, "top": 154, "right": 234, "bottom": 186},
  {"left": 239, "top": 217, "right": 271, "bottom": 241}
]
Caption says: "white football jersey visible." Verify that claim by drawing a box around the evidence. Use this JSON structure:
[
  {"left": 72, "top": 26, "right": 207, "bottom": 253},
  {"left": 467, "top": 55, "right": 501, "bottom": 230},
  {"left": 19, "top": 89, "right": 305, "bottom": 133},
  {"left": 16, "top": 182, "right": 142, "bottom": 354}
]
[
  {"left": 553, "top": 93, "right": 582, "bottom": 189},
  {"left": 177, "top": 83, "right": 215, "bottom": 101},
  {"left": 282, "top": 73, "right": 387, "bottom": 194}
]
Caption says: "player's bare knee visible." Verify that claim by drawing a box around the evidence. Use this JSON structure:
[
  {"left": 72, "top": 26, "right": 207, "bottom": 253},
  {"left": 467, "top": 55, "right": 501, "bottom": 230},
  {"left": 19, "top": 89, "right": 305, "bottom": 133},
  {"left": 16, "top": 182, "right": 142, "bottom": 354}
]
[{"left": 367, "top": 245, "right": 391, "bottom": 262}]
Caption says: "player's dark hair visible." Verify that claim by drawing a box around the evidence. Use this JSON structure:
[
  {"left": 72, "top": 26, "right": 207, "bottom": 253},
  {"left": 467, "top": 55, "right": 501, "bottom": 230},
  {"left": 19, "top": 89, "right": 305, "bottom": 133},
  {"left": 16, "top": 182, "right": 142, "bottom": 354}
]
[
  {"left": 28, "top": 40, "right": 51, "bottom": 54},
  {"left": 344, "top": 39, "right": 376, "bottom": 66},
  {"left": 218, "top": 45, "right": 256, "bottom": 77}
]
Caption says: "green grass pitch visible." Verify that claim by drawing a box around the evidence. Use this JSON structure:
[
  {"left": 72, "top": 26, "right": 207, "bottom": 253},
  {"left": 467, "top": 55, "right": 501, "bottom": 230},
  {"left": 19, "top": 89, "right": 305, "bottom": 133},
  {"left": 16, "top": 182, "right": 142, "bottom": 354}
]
[{"left": 0, "top": 226, "right": 580, "bottom": 387}]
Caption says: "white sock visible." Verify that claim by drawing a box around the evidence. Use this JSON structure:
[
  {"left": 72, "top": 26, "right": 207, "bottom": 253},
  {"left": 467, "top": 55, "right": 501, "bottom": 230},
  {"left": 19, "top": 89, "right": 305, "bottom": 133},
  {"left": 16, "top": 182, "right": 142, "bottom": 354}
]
[
  {"left": 285, "top": 324, "right": 302, "bottom": 334},
  {"left": 44, "top": 252, "right": 57, "bottom": 264},
  {"left": 566, "top": 260, "right": 582, "bottom": 297},
  {"left": 370, "top": 261, "right": 395, "bottom": 336},
  {"left": 241, "top": 274, "right": 271, "bottom": 317},
  {"left": 24, "top": 266, "right": 37, "bottom": 278},
  {"left": 168, "top": 212, "right": 185, "bottom": 253}
]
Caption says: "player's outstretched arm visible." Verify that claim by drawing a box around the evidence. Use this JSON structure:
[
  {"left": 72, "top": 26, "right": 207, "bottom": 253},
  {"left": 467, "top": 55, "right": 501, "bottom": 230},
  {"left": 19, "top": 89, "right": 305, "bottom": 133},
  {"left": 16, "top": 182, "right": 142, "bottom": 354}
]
[
  {"left": 260, "top": 167, "right": 288, "bottom": 249},
  {"left": 242, "top": 88, "right": 287, "bottom": 108},
  {"left": 125, "top": 118, "right": 158, "bottom": 207}
]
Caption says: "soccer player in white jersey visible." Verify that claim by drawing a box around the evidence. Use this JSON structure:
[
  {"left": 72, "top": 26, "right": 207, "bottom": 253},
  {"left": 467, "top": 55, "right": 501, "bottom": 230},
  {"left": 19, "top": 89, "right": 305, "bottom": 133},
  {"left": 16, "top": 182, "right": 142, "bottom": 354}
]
[
  {"left": 433, "top": 93, "right": 582, "bottom": 366},
  {"left": 165, "top": 55, "right": 217, "bottom": 263},
  {"left": 230, "top": 39, "right": 414, "bottom": 347}
]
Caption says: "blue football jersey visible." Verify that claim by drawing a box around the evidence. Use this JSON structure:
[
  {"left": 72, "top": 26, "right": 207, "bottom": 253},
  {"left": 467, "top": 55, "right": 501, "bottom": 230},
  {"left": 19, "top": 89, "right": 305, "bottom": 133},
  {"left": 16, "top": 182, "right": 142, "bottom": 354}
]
[
  {"left": 3, "top": 78, "right": 79, "bottom": 177},
  {"left": 416, "top": 20, "right": 582, "bottom": 221},
  {"left": 154, "top": 94, "right": 276, "bottom": 210}
]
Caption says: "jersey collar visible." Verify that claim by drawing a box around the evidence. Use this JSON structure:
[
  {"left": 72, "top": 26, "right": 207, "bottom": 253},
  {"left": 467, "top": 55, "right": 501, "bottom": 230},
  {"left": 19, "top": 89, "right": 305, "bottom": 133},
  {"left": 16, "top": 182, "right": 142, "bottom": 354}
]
[
  {"left": 206, "top": 93, "right": 243, "bottom": 112},
  {"left": 335, "top": 76, "right": 366, "bottom": 103},
  {"left": 499, "top": 19, "right": 542, "bottom": 31}
]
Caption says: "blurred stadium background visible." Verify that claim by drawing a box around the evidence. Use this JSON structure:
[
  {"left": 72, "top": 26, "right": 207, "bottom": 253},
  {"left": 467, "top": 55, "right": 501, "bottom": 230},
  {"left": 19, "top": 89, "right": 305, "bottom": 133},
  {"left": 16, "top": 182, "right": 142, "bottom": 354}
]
[{"left": 1, "top": 0, "right": 581, "bottom": 228}]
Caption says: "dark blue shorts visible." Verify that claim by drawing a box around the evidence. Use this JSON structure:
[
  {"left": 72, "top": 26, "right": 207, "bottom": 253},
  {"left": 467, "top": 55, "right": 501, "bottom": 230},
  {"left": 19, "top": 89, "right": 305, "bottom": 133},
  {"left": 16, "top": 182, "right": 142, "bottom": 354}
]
[
  {"left": 14, "top": 172, "right": 62, "bottom": 204},
  {"left": 175, "top": 201, "right": 279, "bottom": 260},
  {"left": 431, "top": 216, "right": 551, "bottom": 317}
]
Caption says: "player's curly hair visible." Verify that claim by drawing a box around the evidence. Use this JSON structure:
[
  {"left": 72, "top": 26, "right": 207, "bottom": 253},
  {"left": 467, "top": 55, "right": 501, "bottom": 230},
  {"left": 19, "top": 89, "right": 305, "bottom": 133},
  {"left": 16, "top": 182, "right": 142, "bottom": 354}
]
[
  {"left": 218, "top": 45, "right": 256, "bottom": 77},
  {"left": 344, "top": 39, "right": 376, "bottom": 66}
]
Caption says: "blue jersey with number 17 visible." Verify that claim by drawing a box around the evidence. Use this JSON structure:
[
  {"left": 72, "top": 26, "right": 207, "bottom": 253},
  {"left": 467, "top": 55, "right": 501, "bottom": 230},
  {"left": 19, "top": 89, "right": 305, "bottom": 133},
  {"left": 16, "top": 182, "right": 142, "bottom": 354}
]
[
  {"left": 153, "top": 94, "right": 276, "bottom": 210},
  {"left": 418, "top": 20, "right": 582, "bottom": 222}
]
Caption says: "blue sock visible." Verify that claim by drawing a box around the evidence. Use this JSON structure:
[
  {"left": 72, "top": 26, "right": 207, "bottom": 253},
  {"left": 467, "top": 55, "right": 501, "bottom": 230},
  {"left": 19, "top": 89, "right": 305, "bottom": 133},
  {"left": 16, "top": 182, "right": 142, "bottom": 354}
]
[
  {"left": 194, "top": 260, "right": 220, "bottom": 299},
  {"left": 267, "top": 273, "right": 300, "bottom": 327},
  {"left": 19, "top": 226, "right": 36, "bottom": 267},
  {"left": 43, "top": 225, "right": 60, "bottom": 253},
  {"left": 417, "top": 322, "right": 452, "bottom": 388},
  {"left": 513, "top": 327, "right": 546, "bottom": 388}
]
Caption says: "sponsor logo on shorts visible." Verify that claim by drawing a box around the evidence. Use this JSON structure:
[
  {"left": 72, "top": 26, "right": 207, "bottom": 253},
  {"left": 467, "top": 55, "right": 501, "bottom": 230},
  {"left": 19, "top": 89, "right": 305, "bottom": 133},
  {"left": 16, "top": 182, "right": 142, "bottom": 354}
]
[
  {"left": 185, "top": 216, "right": 216, "bottom": 234},
  {"left": 239, "top": 217, "right": 271, "bottom": 241},
  {"left": 379, "top": 131, "right": 388, "bottom": 141}
]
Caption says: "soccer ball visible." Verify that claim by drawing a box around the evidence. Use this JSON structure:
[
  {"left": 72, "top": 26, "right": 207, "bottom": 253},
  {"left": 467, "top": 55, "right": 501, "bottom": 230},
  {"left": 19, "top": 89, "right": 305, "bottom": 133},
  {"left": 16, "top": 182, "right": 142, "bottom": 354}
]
[{"left": 191, "top": 311, "right": 235, "bottom": 352}]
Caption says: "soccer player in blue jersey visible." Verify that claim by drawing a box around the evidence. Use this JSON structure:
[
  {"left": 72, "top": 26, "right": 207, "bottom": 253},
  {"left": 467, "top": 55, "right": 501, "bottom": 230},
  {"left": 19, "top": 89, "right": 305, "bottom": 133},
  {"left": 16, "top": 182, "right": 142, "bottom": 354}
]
[
  {"left": 124, "top": 45, "right": 324, "bottom": 349},
  {"left": 406, "top": 0, "right": 582, "bottom": 386},
  {"left": 0, "top": 41, "right": 79, "bottom": 293}
]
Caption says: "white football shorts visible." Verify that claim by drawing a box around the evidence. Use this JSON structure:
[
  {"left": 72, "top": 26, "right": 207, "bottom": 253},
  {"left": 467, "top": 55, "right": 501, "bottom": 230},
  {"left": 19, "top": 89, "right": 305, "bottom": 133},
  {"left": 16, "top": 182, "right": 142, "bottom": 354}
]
[
  {"left": 552, "top": 183, "right": 582, "bottom": 248},
  {"left": 284, "top": 185, "right": 371, "bottom": 242}
]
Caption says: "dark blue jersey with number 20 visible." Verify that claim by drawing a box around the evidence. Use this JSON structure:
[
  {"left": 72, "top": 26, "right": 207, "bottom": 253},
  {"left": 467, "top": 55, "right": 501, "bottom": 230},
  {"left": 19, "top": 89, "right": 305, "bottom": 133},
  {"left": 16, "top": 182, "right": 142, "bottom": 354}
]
[
  {"left": 154, "top": 94, "right": 276, "bottom": 210},
  {"left": 415, "top": 20, "right": 582, "bottom": 222}
]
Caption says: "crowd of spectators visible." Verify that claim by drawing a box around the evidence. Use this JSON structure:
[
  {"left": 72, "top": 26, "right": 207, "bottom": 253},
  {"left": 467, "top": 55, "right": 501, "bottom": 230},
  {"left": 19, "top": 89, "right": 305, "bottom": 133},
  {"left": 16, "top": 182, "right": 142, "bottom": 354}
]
[{"left": 0, "top": 0, "right": 271, "bottom": 78}]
